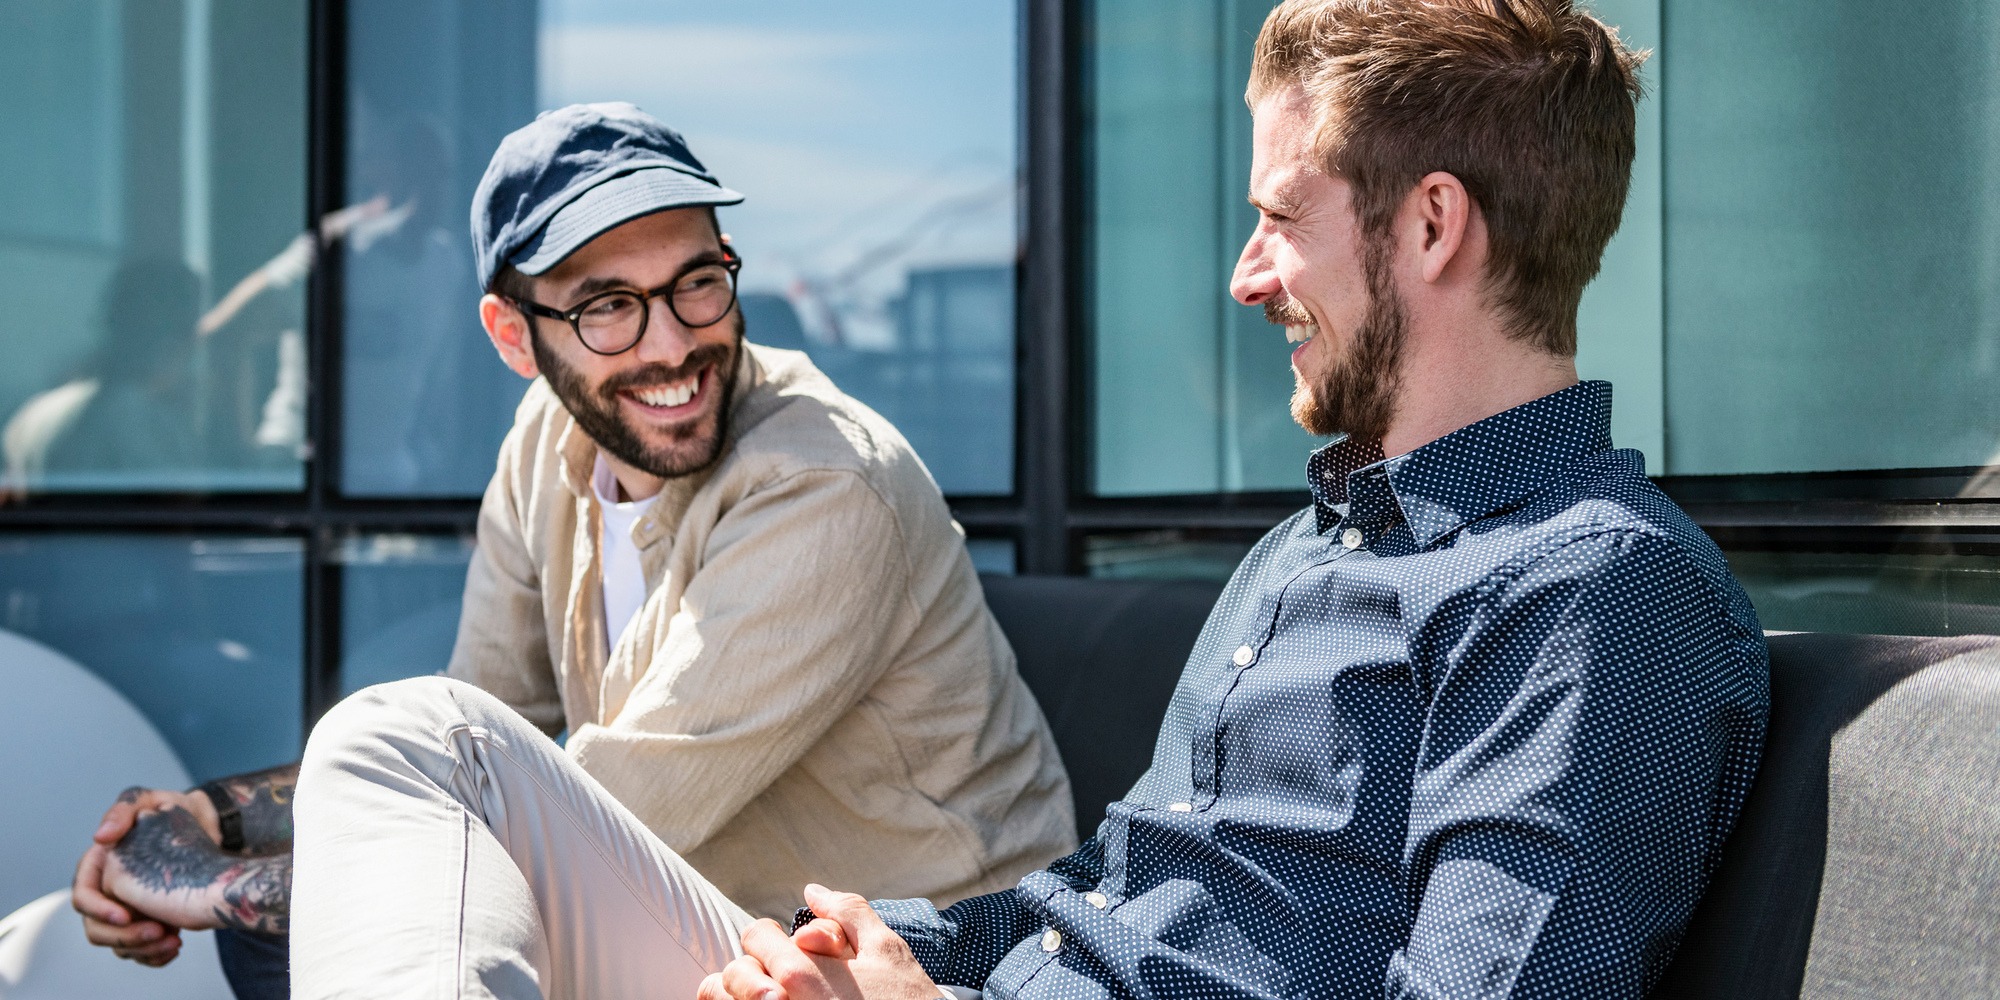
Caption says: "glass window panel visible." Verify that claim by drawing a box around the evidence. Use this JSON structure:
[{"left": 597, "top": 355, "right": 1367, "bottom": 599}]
[
  {"left": 1088, "top": 0, "right": 1318, "bottom": 497},
  {"left": 339, "top": 0, "right": 538, "bottom": 496},
  {"left": 1663, "top": 0, "right": 2000, "bottom": 475},
  {"left": 0, "top": 534, "right": 303, "bottom": 781},
  {"left": 539, "top": 0, "right": 1017, "bottom": 495},
  {"left": 0, "top": 1, "right": 307, "bottom": 496},
  {"left": 965, "top": 536, "right": 1017, "bottom": 576},
  {"left": 1726, "top": 550, "right": 2000, "bottom": 637},
  {"left": 339, "top": 533, "right": 473, "bottom": 694}
]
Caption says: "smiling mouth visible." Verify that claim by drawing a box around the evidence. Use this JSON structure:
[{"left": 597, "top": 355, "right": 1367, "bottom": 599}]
[
  {"left": 1285, "top": 322, "right": 1319, "bottom": 344},
  {"left": 622, "top": 368, "right": 706, "bottom": 412}
]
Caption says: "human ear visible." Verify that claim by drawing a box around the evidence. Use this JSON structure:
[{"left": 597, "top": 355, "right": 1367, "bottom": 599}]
[
  {"left": 1411, "top": 171, "right": 1471, "bottom": 285},
  {"left": 479, "top": 293, "right": 540, "bottom": 378}
]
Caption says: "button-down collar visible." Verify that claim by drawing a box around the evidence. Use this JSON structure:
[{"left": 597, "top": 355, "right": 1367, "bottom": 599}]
[{"left": 1308, "top": 380, "right": 1616, "bottom": 546}]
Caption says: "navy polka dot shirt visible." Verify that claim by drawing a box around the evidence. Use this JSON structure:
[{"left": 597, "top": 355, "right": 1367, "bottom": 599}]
[{"left": 876, "top": 381, "right": 1770, "bottom": 998}]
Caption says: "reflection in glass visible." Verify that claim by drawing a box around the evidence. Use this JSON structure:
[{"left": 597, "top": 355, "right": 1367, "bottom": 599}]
[
  {"left": 1664, "top": 0, "right": 2000, "bottom": 475},
  {"left": 0, "top": 1, "right": 307, "bottom": 496},
  {"left": 0, "top": 534, "right": 303, "bottom": 781},
  {"left": 1727, "top": 550, "right": 2000, "bottom": 637},
  {"left": 537, "top": 0, "right": 1018, "bottom": 495},
  {"left": 340, "top": 0, "right": 539, "bottom": 496},
  {"left": 339, "top": 533, "right": 473, "bottom": 695}
]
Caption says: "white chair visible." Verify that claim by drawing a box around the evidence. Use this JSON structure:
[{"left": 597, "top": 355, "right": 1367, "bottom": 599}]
[{"left": 0, "top": 629, "right": 232, "bottom": 999}]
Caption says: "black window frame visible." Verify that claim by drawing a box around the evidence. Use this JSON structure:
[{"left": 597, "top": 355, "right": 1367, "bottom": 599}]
[{"left": 5, "top": 0, "right": 1998, "bottom": 751}]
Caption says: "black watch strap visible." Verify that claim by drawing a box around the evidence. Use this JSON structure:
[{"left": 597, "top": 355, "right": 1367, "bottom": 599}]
[{"left": 196, "top": 782, "right": 246, "bottom": 852}]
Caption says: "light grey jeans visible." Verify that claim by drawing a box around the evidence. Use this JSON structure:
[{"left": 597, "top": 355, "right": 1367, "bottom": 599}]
[{"left": 291, "top": 677, "right": 758, "bottom": 1000}]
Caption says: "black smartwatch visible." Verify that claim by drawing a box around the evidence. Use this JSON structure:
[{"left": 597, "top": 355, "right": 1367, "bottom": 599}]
[{"left": 196, "top": 782, "right": 246, "bottom": 852}]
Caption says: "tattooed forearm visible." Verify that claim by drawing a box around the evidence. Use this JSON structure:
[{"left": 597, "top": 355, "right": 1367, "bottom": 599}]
[
  {"left": 109, "top": 806, "right": 292, "bottom": 934},
  {"left": 207, "top": 762, "right": 300, "bottom": 851},
  {"left": 213, "top": 855, "right": 291, "bottom": 934}
]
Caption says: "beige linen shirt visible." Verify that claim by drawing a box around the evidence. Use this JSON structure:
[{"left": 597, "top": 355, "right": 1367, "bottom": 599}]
[{"left": 446, "top": 344, "right": 1075, "bottom": 918}]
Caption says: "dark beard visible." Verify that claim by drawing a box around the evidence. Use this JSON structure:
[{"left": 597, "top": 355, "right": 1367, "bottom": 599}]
[
  {"left": 1280, "top": 237, "right": 1405, "bottom": 443},
  {"left": 531, "top": 317, "right": 744, "bottom": 479}
]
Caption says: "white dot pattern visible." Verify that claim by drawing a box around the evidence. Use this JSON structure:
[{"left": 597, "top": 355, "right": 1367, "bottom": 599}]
[{"left": 876, "top": 381, "right": 1770, "bottom": 999}]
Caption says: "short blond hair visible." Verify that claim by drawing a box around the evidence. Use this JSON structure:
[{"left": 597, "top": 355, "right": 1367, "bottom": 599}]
[{"left": 1249, "top": 0, "right": 1646, "bottom": 355}]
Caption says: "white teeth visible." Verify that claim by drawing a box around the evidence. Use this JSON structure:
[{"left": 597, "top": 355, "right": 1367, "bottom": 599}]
[
  {"left": 1286, "top": 323, "right": 1319, "bottom": 344},
  {"left": 633, "top": 378, "right": 698, "bottom": 408}
]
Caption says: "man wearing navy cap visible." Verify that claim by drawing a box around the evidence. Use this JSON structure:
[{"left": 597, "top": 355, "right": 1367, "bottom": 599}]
[{"left": 68, "top": 103, "right": 1074, "bottom": 998}]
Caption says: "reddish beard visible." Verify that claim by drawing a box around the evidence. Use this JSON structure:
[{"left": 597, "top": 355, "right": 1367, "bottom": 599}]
[{"left": 1274, "top": 239, "right": 1404, "bottom": 443}]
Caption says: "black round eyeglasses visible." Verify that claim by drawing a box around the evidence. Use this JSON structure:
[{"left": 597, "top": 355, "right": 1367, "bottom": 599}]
[{"left": 510, "top": 248, "right": 743, "bottom": 356}]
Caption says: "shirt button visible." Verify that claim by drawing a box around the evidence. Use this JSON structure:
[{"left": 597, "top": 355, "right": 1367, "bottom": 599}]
[
  {"left": 1168, "top": 801, "right": 1192, "bottom": 812},
  {"left": 1232, "top": 644, "right": 1254, "bottom": 667},
  {"left": 1041, "top": 928, "right": 1062, "bottom": 952},
  {"left": 1085, "top": 892, "right": 1108, "bottom": 909},
  {"left": 1341, "top": 527, "right": 1364, "bottom": 550}
]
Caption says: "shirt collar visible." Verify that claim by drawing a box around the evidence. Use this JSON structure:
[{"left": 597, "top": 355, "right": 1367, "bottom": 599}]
[{"left": 1307, "top": 380, "right": 1615, "bottom": 545}]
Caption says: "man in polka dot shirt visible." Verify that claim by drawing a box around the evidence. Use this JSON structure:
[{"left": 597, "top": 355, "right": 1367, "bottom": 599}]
[{"left": 707, "top": 1, "right": 1769, "bottom": 998}]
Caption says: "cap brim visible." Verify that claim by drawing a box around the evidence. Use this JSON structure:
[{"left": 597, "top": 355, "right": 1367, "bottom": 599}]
[{"left": 511, "top": 167, "right": 745, "bottom": 276}]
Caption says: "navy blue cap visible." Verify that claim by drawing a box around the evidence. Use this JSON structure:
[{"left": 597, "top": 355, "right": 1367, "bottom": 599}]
[{"left": 470, "top": 102, "right": 744, "bottom": 291}]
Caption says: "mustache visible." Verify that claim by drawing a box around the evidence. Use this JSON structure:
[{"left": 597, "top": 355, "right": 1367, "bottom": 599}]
[
  {"left": 1264, "top": 299, "right": 1312, "bottom": 326},
  {"left": 598, "top": 342, "right": 734, "bottom": 397}
]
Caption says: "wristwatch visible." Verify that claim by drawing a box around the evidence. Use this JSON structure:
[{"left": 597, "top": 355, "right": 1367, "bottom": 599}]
[{"left": 196, "top": 782, "right": 246, "bottom": 852}]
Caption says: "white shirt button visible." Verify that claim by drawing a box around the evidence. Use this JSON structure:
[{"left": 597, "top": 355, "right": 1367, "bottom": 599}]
[
  {"left": 1341, "top": 527, "right": 1364, "bottom": 550},
  {"left": 1232, "top": 644, "right": 1254, "bottom": 667},
  {"left": 1168, "top": 801, "right": 1192, "bottom": 812},
  {"left": 1085, "top": 892, "right": 1108, "bottom": 909},
  {"left": 1040, "top": 928, "right": 1062, "bottom": 952}
]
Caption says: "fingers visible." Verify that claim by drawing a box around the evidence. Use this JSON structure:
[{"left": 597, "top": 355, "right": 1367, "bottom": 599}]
[
  {"left": 717, "top": 954, "right": 788, "bottom": 1000},
  {"left": 82, "top": 909, "right": 175, "bottom": 951},
  {"left": 791, "top": 917, "right": 852, "bottom": 959},
  {"left": 740, "top": 920, "right": 831, "bottom": 1000},
  {"left": 95, "top": 787, "right": 186, "bottom": 844},
  {"left": 801, "top": 884, "right": 894, "bottom": 950},
  {"left": 72, "top": 845, "right": 131, "bottom": 926},
  {"left": 112, "top": 929, "right": 182, "bottom": 966}
]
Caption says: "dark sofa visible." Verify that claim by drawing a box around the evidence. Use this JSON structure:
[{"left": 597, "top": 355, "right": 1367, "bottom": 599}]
[{"left": 980, "top": 574, "right": 2000, "bottom": 999}]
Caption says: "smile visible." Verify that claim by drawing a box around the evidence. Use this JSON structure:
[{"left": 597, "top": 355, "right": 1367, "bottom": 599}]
[
  {"left": 1286, "top": 323, "right": 1319, "bottom": 344},
  {"left": 623, "top": 369, "right": 705, "bottom": 412}
]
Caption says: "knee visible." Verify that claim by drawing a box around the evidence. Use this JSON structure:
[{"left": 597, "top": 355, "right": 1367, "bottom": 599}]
[{"left": 301, "top": 675, "right": 476, "bottom": 778}]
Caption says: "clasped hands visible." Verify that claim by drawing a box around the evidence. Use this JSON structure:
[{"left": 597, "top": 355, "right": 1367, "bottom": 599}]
[{"left": 699, "top": 883, "right": 949, "bottom": 1000}]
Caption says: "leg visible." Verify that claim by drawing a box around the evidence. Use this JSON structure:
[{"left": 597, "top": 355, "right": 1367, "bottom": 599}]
[
  {"left": 216, "top": 928, "right": 291, "bottom": 1000},
  {"left": 291, "top": 677, "right": 756, "bottom": 1000}
]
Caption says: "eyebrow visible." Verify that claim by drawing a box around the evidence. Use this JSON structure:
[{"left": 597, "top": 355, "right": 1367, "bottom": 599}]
[
  {"left": 565, "top": 249, "right": 730, "bottom": 302},
  {"left": 1248, "top": 188, "right": 1301, "bottom": 215}
]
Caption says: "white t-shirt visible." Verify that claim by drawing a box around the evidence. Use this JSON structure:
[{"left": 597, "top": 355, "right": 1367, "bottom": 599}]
[{"left": 591, "top": 453, "right": 658, "bottom": 651}]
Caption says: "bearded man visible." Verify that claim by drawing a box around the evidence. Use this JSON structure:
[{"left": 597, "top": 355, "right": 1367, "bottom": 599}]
[{"left": 67, "top": 103, "right": 1074, "bottom": 1000}]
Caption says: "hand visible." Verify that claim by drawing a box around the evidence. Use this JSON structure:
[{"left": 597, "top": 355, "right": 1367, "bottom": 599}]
[
  {"left": 698, "top": 884, "right": 942, "bottom": 1000},
  {"left": 71, "top": 787, "right": 217, "bottom": 966}
]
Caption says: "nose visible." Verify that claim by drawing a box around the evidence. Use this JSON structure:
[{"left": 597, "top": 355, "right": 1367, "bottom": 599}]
[
  {"left": 1230, "top": 224, "right": 1279, "bottom": 306},
  {"left": 632, "top": 294, "right": 700, "bottom": 367}
]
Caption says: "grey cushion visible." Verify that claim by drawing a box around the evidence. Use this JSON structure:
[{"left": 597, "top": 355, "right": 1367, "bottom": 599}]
[
  {"left": 1651, "top": 633, "right": 2000, "bottom": 999},
  {"left": 1796, "top": 643, "right": 2000, "bottom": 998}
]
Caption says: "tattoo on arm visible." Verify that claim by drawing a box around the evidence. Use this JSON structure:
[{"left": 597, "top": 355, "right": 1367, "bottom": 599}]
[
  {"left": 114, "top": 807, "right": 291, "bottom": 935},
  {"left": 208, "top": 763, "right": 300, "bottom": 852}
]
